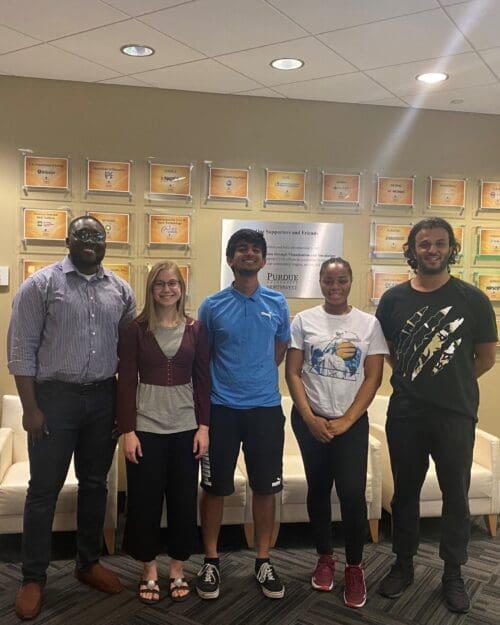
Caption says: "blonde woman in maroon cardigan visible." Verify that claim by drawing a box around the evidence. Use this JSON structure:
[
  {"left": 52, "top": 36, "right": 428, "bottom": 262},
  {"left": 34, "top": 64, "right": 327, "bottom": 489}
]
[{"left": 117, "top": 261, "right": 210, "bottom": 604}]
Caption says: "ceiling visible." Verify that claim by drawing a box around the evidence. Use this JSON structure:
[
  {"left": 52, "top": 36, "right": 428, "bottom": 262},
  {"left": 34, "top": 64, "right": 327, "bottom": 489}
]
[{"left": 2, "top": 0, "right": 500, "bottom": 114}]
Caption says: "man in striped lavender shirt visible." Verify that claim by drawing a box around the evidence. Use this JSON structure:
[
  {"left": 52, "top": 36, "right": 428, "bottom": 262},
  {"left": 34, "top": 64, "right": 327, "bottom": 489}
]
[{"left": 7, "top": 215, "right": 136, "bottom": 620}]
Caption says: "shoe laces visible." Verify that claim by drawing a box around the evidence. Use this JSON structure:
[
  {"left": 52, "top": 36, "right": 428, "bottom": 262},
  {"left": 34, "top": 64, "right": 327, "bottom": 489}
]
[
  {"left": 201, "top": 564, "right": 218, "bottom": 583},
  {"left": 346, "top": 565, "right": 365, "bottom": 592},
  {"left": 257, "top": 563, "right": 276, "bottom": 583}
]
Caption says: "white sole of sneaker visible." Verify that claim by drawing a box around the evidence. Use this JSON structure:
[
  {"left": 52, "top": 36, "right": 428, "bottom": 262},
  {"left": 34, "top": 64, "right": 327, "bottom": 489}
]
[
  {"left": 311, "top": 577, "right": 333, "bottom": 592},
  {"left": 260, "top": 587, "right": 285, "bottom": 599},
  {"left": 257, "top": 580, "right": 285, "bottom": 599},
  {"left": 196, "top": 587, "right": 220, "bottom": 600},
  {"left": 343, "top": 590, "right": 366, "bottom": 608}
]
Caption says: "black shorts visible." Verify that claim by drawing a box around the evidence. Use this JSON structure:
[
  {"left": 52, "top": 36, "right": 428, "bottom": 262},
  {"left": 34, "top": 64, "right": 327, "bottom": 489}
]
[{"left": 200, "top": 404, "right": 285, "bottom": 496}]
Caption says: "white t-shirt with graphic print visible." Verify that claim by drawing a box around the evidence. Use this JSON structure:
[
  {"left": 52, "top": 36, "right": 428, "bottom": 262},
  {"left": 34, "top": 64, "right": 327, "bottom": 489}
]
[{"left": 290, "top": 305, "right": 388, "bottom": 418}]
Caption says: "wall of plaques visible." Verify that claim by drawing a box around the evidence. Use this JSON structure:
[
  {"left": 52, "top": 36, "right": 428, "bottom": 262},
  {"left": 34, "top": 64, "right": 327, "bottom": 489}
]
[
  {"left": 3, "top": 71, "right": 500, "bottom": 440},
  {"left": 17, "top": 152, "right": 500, "bottom": 339}
]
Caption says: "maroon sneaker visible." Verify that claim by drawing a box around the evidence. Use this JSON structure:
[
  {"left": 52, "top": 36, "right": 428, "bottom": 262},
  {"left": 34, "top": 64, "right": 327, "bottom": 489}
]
[
  {"left": 311, "top": 555, "right": 335, "bottom": 591},
  {"left": 344, "top": 564, "right": 366, "bottom": 608}
]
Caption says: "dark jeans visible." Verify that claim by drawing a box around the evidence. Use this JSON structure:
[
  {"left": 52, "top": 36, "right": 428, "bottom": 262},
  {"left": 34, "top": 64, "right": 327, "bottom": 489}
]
[
  {"left": 22, "top": 380, "right": 116, "bottom": 583},
  {"left": 123, "top": 429, "right": 199, "bottom": 562},
  {"left": 291, "top": 407, "right": 368, "bottom": 564},
  {"left": 386, "top": 414, "right": 475, "bottom": 565}
]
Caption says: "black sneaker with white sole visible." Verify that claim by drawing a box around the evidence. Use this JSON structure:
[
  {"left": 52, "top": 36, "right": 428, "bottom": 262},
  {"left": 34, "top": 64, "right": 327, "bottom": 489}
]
[
  {"left": 255, "top": 562, "right": 285, "bottom": 599},
  {"left": 195, "top": 563, "right": 220, "bottom": 600}
]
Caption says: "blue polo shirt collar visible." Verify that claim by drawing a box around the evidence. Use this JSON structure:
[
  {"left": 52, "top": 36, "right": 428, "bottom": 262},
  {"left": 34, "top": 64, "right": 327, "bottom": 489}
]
[{"left": 230, "top": 282, "right": 262, "bottom": 301}]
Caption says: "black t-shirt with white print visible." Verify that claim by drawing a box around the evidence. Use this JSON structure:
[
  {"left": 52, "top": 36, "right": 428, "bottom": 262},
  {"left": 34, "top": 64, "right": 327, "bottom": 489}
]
[{"left": 376, "top": 277, "right": 497, "bottom": 421}]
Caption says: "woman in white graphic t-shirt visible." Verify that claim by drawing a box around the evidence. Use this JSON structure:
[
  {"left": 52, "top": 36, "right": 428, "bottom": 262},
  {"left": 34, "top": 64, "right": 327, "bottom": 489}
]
[{"left": 285, "top": 257, "right": 388, "bottom": 609}]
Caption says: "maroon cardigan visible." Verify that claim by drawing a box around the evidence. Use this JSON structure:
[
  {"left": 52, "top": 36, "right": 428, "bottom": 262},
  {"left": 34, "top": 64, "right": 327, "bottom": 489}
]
[{"left": 116, "top": 317, "right": 210, "bottom": 433}]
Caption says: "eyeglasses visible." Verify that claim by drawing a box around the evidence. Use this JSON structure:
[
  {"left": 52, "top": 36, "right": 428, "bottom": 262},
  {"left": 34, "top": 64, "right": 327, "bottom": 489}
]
[
  {"left": 71, "top": 229, "right": 106, "bottom": 243},
  {"left": 152, "top": 279, "right": 181, "bottom": 289}
]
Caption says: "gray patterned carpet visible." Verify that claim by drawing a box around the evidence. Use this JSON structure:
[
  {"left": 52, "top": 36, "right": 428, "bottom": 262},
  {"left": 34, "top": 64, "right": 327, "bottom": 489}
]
[{"left": 0, "top": 514, "right": 498, "bottom": 625}]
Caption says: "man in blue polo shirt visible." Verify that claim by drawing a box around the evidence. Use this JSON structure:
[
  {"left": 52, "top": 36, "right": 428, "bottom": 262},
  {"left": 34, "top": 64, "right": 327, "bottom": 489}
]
[{"left": 196, "top": 228, "right": 290, "bottom": 600}]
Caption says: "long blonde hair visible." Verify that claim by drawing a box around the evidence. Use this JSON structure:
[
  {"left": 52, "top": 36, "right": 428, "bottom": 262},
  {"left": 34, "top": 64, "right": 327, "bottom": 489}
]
[{"left": 137, "top": 261, "right": 187, "bottom": 329}]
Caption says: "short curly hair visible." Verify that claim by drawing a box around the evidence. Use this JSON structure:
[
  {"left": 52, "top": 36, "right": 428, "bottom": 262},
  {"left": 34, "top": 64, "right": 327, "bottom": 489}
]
[{"left": 403, "top": 217, "right": 460, "bottom": 271}]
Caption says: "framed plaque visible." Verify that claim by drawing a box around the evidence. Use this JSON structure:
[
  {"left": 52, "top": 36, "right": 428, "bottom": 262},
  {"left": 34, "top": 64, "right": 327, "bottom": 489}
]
[
  {"left": 104, "top": 263, "right": 131, "bottom": 283},
  {"left": 369, "top": 266, "right": 411, "bottom": 304},
  {"left": 178, "top": 265, "right": 190, "bottom": 292},
  {"left": 450, "top": 224, "right": 465, "bottom": 261},
  {"left": 87, "top": 160, "right": 130, "bottom": 193},
  {"left": 429, "top": 177, "right": 465, "bottom": 209},
  {"left": 207, "top": 166, "right": 250, "bottom": 202},
  {"left": 221, "top": 219, "right": 343, "bottom": 297},
  {"left": 23, "top": 208, "right": 68, "bottom": 241},
  {"left": 473, "top": 272, "right": 500, "bottom": 302},
  {"left": 149, "top": 215, "right": 190, "bottom": 245},
  {"left": 265, "top": 170, "right": 306, "bottom": 206},
  {"left": 370, "top": 223, "right": 411, "bottom": 258},
  {"left": 453, "top": 225, "right": 465, "bottom": 251},
  {"left": 24, "top": 156, "right": 69, "bottom": 190},
  {"left": 376, "top": 176, "right": 414, "bottom": 207},
  {"left": 22, "top": 259, "right": 53, "bottom": 281},
  {"left": 321, "top": 173, "right": 360, "bottom": 206},
  {"left": 480, "top": 181, "right": 500, "bottom": 211},
  {"left": 476, "top": 227, "right": 500, "bottom": 261},
  {"left": 149, "top": 163, "right": 192, "bottom": 198},
  {"left": 87, "top": 211, "right": 129, "bottom": 244}
]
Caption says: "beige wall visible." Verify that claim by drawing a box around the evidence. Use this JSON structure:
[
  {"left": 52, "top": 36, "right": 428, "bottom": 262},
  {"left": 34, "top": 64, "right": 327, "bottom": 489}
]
[{"left": 0, "top": 75, "right": 498, "bottom": 436}]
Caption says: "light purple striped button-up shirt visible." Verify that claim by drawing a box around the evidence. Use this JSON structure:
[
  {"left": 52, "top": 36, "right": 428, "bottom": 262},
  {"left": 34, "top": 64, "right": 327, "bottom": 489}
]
[{"left": 7, "top": 255, "right": 136, "bottom": 383}]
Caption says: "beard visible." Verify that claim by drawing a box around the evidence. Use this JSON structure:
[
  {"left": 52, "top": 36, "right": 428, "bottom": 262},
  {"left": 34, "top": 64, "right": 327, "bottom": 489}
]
[
  {"left": 79, "top": 251, "right": 105, "bottom": 266},
  {"left": 416, "top": 256, "right": 449, "bottom": 275},
  {"left": 70, "top": 246, "right": 105, "bottom": 271}
]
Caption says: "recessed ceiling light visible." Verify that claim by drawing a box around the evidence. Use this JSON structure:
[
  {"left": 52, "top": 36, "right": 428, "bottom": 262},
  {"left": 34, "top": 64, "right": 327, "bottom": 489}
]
[
  {"left": 270, "top": 58, "right": 304, "bottom": 70},
  {"left": 416, "top": 72, "right": 448, "bottom": 84},
  {"left": 120, "top": 44, "right": 155, "bottom": 57}
]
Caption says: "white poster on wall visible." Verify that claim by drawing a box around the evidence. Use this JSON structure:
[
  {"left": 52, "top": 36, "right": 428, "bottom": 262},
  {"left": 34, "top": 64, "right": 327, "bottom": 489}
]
[{"left": 221, "top": 219, "right": 344, "bottom": 298}]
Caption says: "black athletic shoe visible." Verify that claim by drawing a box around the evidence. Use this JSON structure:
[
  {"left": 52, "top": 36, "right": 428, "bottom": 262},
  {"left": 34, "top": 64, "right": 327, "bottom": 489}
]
[
  {"left": 378, "top": 561, "right": 414, "bottom": 598},
  {"left": 255, "top": 562, "right": 285, "bottom": 599},
  {"left": 442, "top": 574, "right": 470, "bottom": 613},
  {"left": 195, "top": 563, "right": 220, "bottom": 600}
]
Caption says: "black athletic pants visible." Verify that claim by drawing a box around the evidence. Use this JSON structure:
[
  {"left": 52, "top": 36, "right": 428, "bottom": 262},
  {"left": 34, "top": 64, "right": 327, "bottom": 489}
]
[{"left": 386, "top": 414, "right": 475, "bottom": 565}]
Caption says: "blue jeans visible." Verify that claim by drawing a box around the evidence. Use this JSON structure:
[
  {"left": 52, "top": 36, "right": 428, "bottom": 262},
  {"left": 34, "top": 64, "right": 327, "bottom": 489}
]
[{"left": 22, "top": 380, "right": 117, "bottom": 583}]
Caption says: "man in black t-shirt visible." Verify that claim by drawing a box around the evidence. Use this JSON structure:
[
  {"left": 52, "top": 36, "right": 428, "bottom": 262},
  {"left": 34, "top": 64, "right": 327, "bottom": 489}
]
[{"left": 375, "top": 217, "right": 497, "bottom": 614}]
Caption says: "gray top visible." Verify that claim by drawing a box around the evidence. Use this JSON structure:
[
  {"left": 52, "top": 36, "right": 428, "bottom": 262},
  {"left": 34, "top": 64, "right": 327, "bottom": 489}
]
[
  {"left": 136, "top": 323, "right": 198, "bottom": 434},
  {"left": 7, "top": 255, "right": 136, "bottom": 383}
]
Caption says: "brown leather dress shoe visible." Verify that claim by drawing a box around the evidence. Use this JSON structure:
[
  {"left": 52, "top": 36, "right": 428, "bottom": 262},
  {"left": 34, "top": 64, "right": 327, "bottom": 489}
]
[
  {"left": 15, "top": 582, "right": 44, "bottom": 620},
  {"left": 75, "top": 563, "right": 123, "bottom": 594}
]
